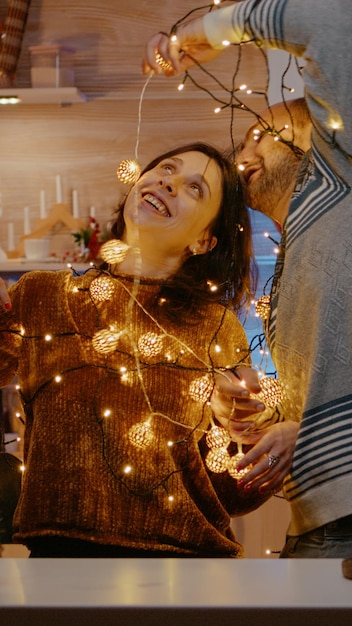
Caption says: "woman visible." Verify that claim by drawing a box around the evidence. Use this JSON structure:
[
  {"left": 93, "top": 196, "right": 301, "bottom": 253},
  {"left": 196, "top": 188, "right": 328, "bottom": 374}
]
[{"left": 0, "top": 142, "right": 267, "bottom": 558}]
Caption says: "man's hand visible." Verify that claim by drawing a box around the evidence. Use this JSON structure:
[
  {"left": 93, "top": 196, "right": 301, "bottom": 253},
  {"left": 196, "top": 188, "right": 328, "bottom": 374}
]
[
  {"left": 142, "top": 17, "right": 221, "bottom": 76},
  {"left": 0, "top": 277, "right": 11, "bottom": 311}
]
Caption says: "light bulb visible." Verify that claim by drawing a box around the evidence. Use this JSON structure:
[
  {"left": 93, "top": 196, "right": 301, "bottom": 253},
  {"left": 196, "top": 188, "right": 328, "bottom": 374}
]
[
  {"left": 116, "top": 159, "right": 141, "bottom": 184},
  {"left": 206, "top": 426, "right": 231, "bottom": 450},
  {"left": 89, "top": 276, "right": 115, "bottom": 302},
  {"left": 138, "top": 332, "right": 163, "bottom": 358},
  {"left": 253, "top": 376, "right": 284, "bottom": 407},
  {"left": 227, "top": 453, "right": 251, "bottom": 479},
  {"left": 255, "top": 295, "right": 271, "bottom": 320},
  {"left": 205, "top": 448, "right": 230, "bottom": 473},
  {"left": 92, "top": 328, "right": 121, "bottom": 354},
  {"left": 128, "top": 421, "right": 154, "bottom": 449},
  {"left": 189, "top": 374, "right": 213, "bottom": 403},
  {"left": 100, "top": 239, "right": 130, "bottom": 264}
]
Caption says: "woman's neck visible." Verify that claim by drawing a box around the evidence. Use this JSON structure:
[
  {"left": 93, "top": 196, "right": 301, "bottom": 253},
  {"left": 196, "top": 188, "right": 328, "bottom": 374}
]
[{"left": 114, "top": 246, "right": 182, "bottom": 280}]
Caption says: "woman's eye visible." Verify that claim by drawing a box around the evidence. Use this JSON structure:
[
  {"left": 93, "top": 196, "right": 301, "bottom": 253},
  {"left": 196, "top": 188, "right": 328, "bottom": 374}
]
[
  {"left": 190, "top": 184, "right": 202, "bottom": 196},
  {"left": 163, "top": 165, "right": 173, "bottom": 174}
]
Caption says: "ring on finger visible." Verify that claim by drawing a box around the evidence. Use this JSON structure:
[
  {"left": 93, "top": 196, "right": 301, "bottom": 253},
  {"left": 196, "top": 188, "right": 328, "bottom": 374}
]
[{"left": 268, "top": 454, "right": 281, "bottom": 469}]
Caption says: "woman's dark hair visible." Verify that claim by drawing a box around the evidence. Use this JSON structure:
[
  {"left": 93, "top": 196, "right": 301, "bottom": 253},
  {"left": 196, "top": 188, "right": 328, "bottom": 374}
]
[{"left": 111, "top": 142, "right": 257, "bottom": 323}]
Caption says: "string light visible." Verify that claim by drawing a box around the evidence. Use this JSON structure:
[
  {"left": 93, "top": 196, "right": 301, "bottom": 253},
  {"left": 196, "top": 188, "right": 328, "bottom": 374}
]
[
  {"left": 89, "top": 275, "right": 116, "bottom": 302},
  {"left": 92, "top": 327, "right": 122, "bottom": 354},
  {"left": 255, "top": 295, "right": 271, "bottom": 321},
  {"left": 253, "top": 376, "right": 284, "bottom": 407},
  {"left": 116, "top": 159, "right": 141, "bottom": 185},
  {"left": 128, "top": 420, "right": 154, "bottom": 449},
  {"left": 100, "top": 239, "right": 130, "bottom": 264},
  {"left": 189, "top": 374, "right": 214, "bottom": 403},
  {"left": 138, "top": 332, "right": 163, "bottom": 358}
]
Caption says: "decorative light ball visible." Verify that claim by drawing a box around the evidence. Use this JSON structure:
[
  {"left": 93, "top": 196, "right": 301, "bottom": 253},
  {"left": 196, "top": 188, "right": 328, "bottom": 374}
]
[
  {"left": 138, "top": 332, "right": 163, "bottom": 358},
  {"left": 89, "top": 276, "right": 116, "bottom": 303},
  {"left": 205, "top": 448, "right": 230, "bottom": 473},
  {"left": 189, "top": 374, "right": 213, "bottom": 403},
  {"left": 92, "top": 328, "right": 120, "bottom": 354},
  {"left": 227, "top": 452, "right": 251, "bottom": 480},
  {"left": 128, "top": 421, "right": 154, "bottom": 449},
  {"left": 255, "top": 295, "right": 271, "bottom": 320},
  {"left": 206, "top": 426, "right": 231, "bottom": 450},
  {"left": 254, "top": 376, "right": 284, "bottom": 407},
  {"left": 117, "top": 159, "right": 141, "bottom": 184},
  {"left": 100, "top": 239, "right": 130, "bottom": 265}
]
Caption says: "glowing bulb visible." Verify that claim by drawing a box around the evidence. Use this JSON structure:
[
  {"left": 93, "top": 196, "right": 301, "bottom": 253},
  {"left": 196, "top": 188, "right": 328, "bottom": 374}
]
[
  {"left": 20, "top": 464, "right": 25, "bottom": 473},
  {"left": 124, "top": 465, "right": 132, "bottom": 474},
  {"left": 214, "top": 107, "right": 221, "bottom": 114},
  {"left": 255, "top": 295, "right": 271, "bottom": 321},
  {"left": 170, "top": 34, "right": 177, "bottom": 43},
  {"left": 128, "top": 420, "right": 154, "bottom": 449},
  {"left": 89, "top": 276, "right": 115, "bottom": 302},
  {"left": 100, "top": 239, "right": 130, "bottom": 264},
  {"left": 253, "top": 376, "right": 284, "bottom": 407},
  {"left": 206, "top": 426, "right": 231, "bottom": 450},
  {"left": 168, "top": 495, "right": 174, "bottom": 502},
  {"left": 207, "top": 280, "right": 218, "bottom": 292},
  {"left": 222, "top": 40, "right": 230, "bottom": 47},
  {"left": 116, "top": 159, "right": 141, "bottom": 184},
  {"left": 54, "top": 375, "right": 62, "bottom": 383},
  {"left": 227, "top": 453, "right": 251, "bottom": 479},
  {"left": 239, "top": 84, "right": 247, "bottom": 91},
  {"left": 178, "top": 83, "right": 184, "bottom": 91},
  {"left": 45, "top": 334, "right": 52, "bottom": 341},
  {"left": 205, "top": 448, "right": 230, "bottom": 473},
  {"left": 189, "top": 374, "right": 213, "bottom": 403},
  {"left": 215, "top": 344, "right": 221, "bottom": 353},
  {"left": 92, "top": 328, "right": 121, "bottom": 354},
  {"left": 103, "top": 409, "right": 112, "bottom": 418},
  {"left": 138, "top": 332, "right": 163, "bottom": 358},
  {"left": 237, "top": 163, "right": 245, "bottom": 171}
]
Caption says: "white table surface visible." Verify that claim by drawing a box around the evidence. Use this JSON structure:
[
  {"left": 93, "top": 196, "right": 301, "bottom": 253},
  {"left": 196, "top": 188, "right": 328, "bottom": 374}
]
[{"left": 0, "top": 558, "right": 351, "bottom": 625}]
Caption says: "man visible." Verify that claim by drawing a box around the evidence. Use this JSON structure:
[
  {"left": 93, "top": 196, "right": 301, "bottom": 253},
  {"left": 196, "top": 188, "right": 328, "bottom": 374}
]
[{"left": 143, "top": 0, "right": 352, "bottom": 558}]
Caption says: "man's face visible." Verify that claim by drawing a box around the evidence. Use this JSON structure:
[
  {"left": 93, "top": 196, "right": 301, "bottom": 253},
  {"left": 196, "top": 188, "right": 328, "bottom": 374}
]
[{"left": 236, "top": 105, "right": 305, "bottom": 224}]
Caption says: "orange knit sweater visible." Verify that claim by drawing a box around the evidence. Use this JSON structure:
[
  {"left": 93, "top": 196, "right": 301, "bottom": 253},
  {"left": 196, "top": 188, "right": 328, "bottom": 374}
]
[{"left": 0, "top": 269, "right": 268, "bottom": 556}]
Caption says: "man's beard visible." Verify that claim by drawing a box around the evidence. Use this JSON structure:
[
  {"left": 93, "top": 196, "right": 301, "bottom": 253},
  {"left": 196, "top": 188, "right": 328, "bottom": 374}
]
[{"left": 243, "top": 149, "right": 302, "bottom": 220}]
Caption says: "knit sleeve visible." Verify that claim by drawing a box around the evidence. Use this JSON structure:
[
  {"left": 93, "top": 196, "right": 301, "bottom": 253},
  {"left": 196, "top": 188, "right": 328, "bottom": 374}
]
[{"left": 0, "top": 279, "right": 24, "bottom": 387}]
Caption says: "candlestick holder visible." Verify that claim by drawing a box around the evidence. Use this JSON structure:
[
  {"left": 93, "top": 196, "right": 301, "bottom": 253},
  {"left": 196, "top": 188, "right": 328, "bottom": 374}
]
[{"left": 6, "top": 203, "right": 85, "bottom": 259}]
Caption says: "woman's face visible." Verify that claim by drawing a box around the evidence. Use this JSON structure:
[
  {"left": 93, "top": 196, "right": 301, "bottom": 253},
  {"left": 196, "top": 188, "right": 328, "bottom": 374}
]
[{"left": 123, "top": 151, "right": 223, "bottom": 255}]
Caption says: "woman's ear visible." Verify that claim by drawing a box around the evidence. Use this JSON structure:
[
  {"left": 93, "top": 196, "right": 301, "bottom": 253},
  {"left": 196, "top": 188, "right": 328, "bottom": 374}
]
[{"left": 188, "top": 235, "right": 217, "bottom": 256}]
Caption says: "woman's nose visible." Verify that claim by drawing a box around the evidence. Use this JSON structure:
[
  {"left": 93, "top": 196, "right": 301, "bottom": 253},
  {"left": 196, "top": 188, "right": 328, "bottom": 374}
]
[{"left": 159, "top": 176, "right": 177, "bottom": 195}]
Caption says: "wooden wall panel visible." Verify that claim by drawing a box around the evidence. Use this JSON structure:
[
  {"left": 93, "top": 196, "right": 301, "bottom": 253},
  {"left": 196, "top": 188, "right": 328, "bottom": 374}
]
[{"left": 0, "top": 0, "right": 270, "bottom": 256}]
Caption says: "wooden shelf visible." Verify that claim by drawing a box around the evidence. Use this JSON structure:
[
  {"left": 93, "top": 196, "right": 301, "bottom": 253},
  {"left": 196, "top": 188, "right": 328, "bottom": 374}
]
[{"left": 0, "top": 87, "right": 86, "bottom": 105}]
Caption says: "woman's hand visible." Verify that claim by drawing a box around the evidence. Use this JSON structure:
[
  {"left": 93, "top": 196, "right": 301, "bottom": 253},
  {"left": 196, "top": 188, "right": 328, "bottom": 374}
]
[
  {"left": 211, "top": 367, "right": 266, "bottom": 431},
  {"left": 0, "top": 277, "right": 11, "bottom": 311},
  {"left": 142, "top": 17, "right": 221, "bottom": 76},
  {"left": 235, "top": 421, "right": 300, "bottom": 494}
]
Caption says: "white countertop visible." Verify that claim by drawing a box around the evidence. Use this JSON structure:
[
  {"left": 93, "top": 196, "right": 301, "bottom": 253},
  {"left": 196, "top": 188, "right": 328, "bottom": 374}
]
[{"left": 0, "top": 558, "right": 351, "bottom": 625}]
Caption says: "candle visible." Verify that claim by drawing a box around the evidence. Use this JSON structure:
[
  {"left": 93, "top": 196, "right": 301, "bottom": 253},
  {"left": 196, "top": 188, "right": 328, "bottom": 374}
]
[
  {"left": 89, "top": 205, "right": 96, "bottom": 218},
  {"left": 56, "top": 174, "right": 63, "bottom": 204},
  {"left": 40, "top": 189, "right": 47, "bottom": 219},
  {"left": 24, "top": 206, "right": 31, "bottom": 235},
  {"left": 8, "top": 222, "right": 14, "bottom": 250},
  {"left": 72, "top": 189, "right": 80, "bottom": 218}
]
